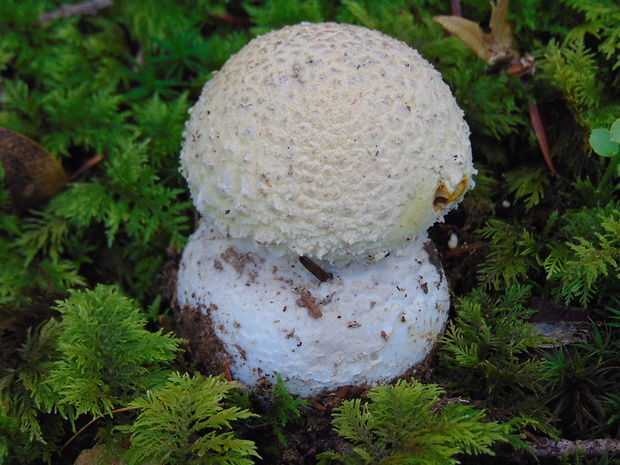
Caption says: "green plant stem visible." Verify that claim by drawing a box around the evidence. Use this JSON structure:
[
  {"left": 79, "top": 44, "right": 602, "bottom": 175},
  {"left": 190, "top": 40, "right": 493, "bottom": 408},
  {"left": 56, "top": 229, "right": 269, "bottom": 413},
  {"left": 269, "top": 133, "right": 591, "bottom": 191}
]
[{"left": 598, "top": 151, "right": 620, "bottom": 191}]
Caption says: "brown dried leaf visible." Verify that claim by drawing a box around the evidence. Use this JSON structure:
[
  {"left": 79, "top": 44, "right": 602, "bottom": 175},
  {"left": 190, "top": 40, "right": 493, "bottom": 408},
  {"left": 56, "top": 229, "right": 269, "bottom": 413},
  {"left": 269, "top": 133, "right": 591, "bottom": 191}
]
[
  {"left": 0, "top": 128, "right": 67, "bottom": 213},
  {"left": 490, "top": 0, "right": 514, "bottom": 49},
  {"left": 435, "top": 0, "right": 519, "bottom": 66},
  {"left": 433, "top": 15, "right": 492, "bottom": 63}
]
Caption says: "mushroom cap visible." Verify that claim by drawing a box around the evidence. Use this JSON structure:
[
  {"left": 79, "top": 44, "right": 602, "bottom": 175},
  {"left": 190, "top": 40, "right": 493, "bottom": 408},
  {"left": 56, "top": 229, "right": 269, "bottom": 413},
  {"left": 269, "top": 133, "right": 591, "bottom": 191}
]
[
  {"left": 181, "top": 22, "right": 474, "bottom": 263},
  {"left": 176, "top": 221, "right": 449, "bottom": 397}
]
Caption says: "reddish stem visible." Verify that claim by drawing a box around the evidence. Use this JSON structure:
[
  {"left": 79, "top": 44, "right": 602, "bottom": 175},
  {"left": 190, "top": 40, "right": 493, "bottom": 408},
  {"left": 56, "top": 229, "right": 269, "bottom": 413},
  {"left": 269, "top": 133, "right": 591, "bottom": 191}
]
[
  {"left": 68, "top": 153, "right": 104, "bottom": 182},
  {"left": 451, "top": 0, "right": 462, "bottom": 16},
  {"left": 209, "top": 12, "right": 253, "bottom": 28},
  {"left": 443, "top": 242, "right": 489, "bottom": 259},
  {"left": 529, "top": 101, "right": 558, "bottom": 176}
]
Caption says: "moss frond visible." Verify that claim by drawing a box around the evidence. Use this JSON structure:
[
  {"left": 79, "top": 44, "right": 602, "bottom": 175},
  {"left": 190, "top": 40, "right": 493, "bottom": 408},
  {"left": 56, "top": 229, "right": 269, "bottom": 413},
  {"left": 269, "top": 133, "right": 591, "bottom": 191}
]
[
  {"left": 318, "top": 380, "right": 513, "bottom": 465},
  {"left": 121, "top": 372, "right": 259, "bottom": 465},
  {"left": 48, "top": 285, "right": 182, "bottom": 417},
  {"left": 438, "top": 286, "right": 547, "bottom": 410}
]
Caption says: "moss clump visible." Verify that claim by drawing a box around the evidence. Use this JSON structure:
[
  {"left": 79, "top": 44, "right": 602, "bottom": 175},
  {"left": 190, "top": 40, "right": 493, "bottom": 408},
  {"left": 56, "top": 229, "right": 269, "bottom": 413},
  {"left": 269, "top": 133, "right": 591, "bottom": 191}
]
[{"left": 1, "top": 0, "right": 620, "bottom": 463}]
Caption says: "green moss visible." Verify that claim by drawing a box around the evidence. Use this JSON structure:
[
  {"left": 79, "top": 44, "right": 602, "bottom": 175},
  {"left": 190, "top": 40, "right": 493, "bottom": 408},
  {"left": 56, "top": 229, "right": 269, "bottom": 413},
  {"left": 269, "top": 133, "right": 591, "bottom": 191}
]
[
  {"left": 120, "top": 373, "right": 259, "bottom": 465},
  {"left": 438, "top": 286, "right": 547, "bottom": 412},
  {"left": 317, "top": 380, "right": 515, "bottom": 465},
  {"left": 1, "top": 0, "right": 620, "bottom": 462}
]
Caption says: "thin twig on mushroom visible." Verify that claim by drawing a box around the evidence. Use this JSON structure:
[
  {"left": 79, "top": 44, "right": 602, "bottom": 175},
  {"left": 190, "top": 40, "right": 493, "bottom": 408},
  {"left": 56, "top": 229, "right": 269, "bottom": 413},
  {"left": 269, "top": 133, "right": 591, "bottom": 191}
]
[{"left": 299, "top": 256, "right": 333, "bottom": 282}]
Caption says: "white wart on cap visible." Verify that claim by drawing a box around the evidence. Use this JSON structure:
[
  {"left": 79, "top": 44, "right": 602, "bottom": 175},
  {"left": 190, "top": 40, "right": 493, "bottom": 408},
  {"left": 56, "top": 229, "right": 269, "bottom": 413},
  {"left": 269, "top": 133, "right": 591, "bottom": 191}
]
[
  {"left": 176, "top": 222, "right": 449, "bottom": 397},
  {"left": 181, "top": 22, "right": 475, "bottom": 263}
]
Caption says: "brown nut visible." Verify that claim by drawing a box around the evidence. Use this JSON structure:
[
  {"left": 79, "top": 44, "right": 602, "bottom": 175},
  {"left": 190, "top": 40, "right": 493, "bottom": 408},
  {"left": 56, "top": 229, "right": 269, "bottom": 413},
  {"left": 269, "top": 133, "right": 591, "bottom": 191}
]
[{"left": 0, "top": 128, "right": 67, "bottom": 214}]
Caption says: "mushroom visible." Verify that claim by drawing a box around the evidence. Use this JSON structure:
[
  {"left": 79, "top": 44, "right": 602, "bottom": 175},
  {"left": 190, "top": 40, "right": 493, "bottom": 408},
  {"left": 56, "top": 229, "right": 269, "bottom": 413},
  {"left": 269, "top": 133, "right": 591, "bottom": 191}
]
[{"left": 175, "top": 22, "right": 475, "bottom": 396}]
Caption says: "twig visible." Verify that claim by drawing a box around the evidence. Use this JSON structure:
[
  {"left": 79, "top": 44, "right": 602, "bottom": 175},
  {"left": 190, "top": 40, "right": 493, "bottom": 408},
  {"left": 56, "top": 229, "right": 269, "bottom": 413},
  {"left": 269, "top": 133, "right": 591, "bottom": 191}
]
[
  {"left": 67, "top": 153, "right": 104, "bottom": 182},
  {"left": 442, "top": 241, "right": 489, "bottom": 259},
  {"left": 208, "top": 11, "right": 253, "bottom": 29},
  {"left": 59, "top": 406, "right": 140, "bottom": 455},
  {"left": 528, "top": 438, "right": 620, "bottom": 458},
  {"left": 38, "top": 0, "right": 113, "bottom": 25},
  {"left": 451, "top": 0, "right": 461, "bottom": 17},
  {"left": 299, "top": 256, "right": 333, "bottom": 282}
]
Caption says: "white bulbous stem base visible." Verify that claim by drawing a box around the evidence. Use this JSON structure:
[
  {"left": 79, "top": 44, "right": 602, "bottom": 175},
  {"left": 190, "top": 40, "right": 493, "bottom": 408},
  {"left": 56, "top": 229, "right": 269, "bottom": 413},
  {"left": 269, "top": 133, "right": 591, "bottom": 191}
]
[{"left": 176, "top": 222, "right": 449, "bottom": 397}]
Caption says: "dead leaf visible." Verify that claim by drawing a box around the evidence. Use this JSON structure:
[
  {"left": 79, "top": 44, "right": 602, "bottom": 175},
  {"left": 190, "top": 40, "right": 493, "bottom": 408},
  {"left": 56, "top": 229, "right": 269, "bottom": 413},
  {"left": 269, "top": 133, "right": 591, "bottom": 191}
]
[
  {"left": 490, "top": 0, "right": 514, "bottom": 49},
  {"left": 434, "top": 0, "right": 518, "bottom": 66},
  {"left": 433, "top": 16, "right": 492, "bottom": 63}
]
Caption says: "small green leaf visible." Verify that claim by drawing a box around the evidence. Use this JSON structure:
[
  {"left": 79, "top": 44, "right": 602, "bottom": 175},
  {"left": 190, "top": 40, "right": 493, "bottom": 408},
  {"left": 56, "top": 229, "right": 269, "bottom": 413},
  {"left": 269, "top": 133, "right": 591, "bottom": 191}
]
[
  {"left": 610, "top": 118, "right": 620, "bottom": 143},
  {"left": 590, "top": 128, "right": 619, "bottom": 157}
]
